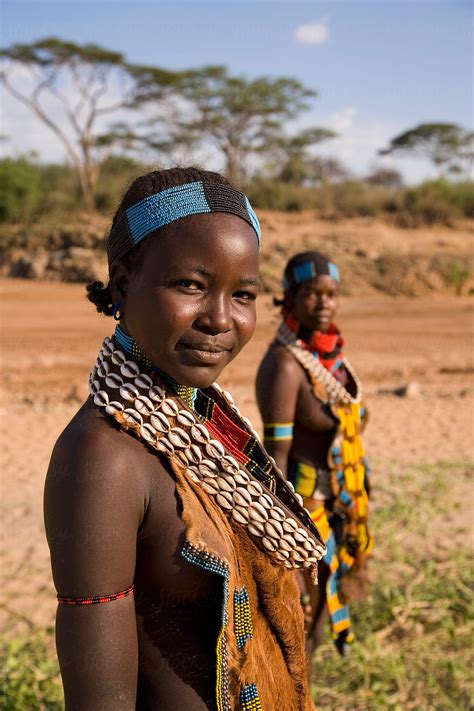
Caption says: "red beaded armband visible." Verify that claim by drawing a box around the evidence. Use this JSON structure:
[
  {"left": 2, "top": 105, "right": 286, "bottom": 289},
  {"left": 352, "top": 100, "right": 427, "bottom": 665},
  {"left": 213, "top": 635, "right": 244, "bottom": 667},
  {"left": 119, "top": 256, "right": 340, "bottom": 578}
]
[{"left": 57, "top": 584, "right": 134, "bottom": 605}]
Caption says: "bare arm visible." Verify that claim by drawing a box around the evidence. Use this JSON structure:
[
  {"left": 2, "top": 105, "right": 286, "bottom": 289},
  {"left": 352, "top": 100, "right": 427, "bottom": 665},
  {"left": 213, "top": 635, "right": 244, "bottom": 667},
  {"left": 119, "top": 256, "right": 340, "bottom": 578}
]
[{"left": 44, "top": 416, "right": 147, "bottom": 710}]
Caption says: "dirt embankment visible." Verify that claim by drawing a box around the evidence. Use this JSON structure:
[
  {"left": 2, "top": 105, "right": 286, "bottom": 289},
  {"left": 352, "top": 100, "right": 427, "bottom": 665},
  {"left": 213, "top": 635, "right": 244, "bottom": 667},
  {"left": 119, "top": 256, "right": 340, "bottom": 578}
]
[{"left": 1, "top": 212, "right": 473, "bottom": 296}]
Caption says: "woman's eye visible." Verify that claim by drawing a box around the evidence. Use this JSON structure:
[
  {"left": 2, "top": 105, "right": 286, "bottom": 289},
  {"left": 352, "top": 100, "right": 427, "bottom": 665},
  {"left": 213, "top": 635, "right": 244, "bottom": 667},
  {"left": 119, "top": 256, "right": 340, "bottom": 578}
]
[
  {"left": 175, "top": 279, "right": 201, "bottom": 290},
  {"left": 234, "top": 291, "right": 256, "bottom": 302}
]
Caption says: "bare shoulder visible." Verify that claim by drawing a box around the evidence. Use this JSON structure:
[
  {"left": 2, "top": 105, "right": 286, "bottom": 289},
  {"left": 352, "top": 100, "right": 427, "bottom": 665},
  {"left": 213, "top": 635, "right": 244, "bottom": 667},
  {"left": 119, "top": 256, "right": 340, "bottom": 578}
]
[
  {"left": 44, "top": 399, "right": 177, "bottom": 594},
  {"left": 257, "top": 342, "right": 303, "bottom": 386}
]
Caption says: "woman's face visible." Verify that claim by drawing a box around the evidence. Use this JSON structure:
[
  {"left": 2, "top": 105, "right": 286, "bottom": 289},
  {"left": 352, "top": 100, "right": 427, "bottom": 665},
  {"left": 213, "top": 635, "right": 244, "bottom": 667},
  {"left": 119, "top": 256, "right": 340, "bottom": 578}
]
[
  {"left": 290, "top": 274, "right": 339, "bottom": 333},
  {"left": 114, "top": 213, "right": 260, "bottom": 388}
]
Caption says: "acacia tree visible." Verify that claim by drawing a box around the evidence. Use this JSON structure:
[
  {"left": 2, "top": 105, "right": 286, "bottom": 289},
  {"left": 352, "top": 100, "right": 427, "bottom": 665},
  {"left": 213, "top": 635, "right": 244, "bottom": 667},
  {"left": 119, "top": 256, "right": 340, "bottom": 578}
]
[
  {"left": 273, "top": 128, "right": 338, "bottom": 184},
  {"left": 158, "top": 67, "right": 324, "bottom": 186},
  {"left": 379, "top": 123, "right": 474, "bottom": 178},
  {"left": 0, "top": 38, "right": 180, "bottom": 209}
]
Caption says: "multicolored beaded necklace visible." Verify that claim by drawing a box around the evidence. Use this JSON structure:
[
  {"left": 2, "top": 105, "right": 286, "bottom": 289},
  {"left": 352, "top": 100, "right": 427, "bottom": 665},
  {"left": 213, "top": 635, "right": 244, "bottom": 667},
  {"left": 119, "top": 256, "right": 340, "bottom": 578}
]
[
  {"left": 283, "top": 312, "right": 346, "bottom": 383},
  {"left": 115, "top": 325, "right": 273, "bottom": 485}
]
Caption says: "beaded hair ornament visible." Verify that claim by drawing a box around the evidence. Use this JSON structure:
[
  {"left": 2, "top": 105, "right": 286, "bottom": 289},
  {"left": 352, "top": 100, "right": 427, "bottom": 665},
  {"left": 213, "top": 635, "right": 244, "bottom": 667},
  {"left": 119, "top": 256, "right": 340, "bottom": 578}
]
[
  {"left": 107, "top": 180, "right": 261, "bottom": 266},
  {"left": 283, "top": 255, "right": 340, "bottom": 290}
]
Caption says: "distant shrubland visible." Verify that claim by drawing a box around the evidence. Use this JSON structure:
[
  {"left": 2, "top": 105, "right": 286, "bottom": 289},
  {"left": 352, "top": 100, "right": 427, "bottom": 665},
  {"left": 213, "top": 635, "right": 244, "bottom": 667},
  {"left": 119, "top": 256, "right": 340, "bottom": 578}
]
[{"left": 1, "top": 155, "right": 473, "bottom": 226}]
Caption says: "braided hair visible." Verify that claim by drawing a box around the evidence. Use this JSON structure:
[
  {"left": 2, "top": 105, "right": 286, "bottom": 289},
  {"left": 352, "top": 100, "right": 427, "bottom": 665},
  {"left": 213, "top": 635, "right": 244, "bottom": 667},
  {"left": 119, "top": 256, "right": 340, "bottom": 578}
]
[{"left": 86, "top": 167, "right": 233, "bottom": 316}]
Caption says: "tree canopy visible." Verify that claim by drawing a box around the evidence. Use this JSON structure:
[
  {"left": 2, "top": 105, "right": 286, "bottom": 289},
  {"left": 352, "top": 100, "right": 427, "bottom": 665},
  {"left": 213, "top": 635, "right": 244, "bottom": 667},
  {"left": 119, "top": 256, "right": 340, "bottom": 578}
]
[
  {"left": 380, "top": 123, "right": 474, "bottom": 177},
  {"left": 0, "top": 37, "right": 181, "bottom": 208}
]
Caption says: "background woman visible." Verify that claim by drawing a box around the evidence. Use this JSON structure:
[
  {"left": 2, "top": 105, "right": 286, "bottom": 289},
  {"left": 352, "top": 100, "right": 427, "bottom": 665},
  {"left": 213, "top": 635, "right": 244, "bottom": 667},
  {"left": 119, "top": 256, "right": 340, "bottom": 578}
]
[{"left": 256, "top": 250, "right": 373, "bottom": 661}]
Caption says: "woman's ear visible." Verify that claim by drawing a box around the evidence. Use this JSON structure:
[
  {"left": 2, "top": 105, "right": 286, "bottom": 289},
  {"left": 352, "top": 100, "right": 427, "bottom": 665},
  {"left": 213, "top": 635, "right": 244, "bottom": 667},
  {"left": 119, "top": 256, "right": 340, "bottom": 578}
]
[{"left": 109, "top": 261, "right": 130, "bottom": 309}]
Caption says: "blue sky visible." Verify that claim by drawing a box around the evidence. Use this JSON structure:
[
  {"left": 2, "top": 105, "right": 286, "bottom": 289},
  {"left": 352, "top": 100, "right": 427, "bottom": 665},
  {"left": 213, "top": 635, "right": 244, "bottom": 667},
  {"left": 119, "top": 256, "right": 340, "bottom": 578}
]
[{"left": 1, "top": 0, "right": 472, "bottom": 182}]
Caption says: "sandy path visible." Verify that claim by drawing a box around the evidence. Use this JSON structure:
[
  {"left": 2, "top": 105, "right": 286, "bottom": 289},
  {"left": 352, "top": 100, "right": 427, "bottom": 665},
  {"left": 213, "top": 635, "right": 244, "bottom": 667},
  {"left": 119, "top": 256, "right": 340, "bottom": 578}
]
[{"left": 0, "top": 279, "right": 472, "bottom": 635}]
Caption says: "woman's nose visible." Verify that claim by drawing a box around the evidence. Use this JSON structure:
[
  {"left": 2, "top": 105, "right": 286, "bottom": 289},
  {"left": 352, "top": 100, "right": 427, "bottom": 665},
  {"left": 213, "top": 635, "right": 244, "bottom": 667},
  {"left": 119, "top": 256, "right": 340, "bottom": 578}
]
[{"left": 194, "top": 295, "right": 232, "bottom": 334}]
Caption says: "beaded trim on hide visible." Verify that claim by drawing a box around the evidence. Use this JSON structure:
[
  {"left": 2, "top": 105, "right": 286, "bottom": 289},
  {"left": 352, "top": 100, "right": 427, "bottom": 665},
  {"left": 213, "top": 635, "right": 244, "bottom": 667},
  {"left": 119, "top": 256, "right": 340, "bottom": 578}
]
[
  {"left": 89, "top": 337, "right": 326, "bottom": 575},
  {"left": 276, "top": 322, "right": 362, "bottom": 405},
  {"left": 181, "top": 542, "right": 231, "bottom": 711}
]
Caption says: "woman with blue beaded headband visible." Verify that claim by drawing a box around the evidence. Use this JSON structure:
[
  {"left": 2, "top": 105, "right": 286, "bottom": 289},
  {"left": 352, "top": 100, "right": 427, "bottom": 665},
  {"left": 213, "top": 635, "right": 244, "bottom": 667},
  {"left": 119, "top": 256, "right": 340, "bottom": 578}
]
[
  {"left": 44, "top": 168, "right": 324, "bottom": 710},
  {"left": 256, "top": 251, "right": 373, "bottom": 666}
]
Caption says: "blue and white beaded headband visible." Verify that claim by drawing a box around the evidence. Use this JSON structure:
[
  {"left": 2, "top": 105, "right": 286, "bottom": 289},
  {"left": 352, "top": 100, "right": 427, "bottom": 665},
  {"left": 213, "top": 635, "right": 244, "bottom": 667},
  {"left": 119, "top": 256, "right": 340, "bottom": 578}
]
[
  {"left": 283, "top": 259, "right": 340, "bottom": 290},
  {"left": 107, "top": 180, "right": 261, "bottom": 266}
]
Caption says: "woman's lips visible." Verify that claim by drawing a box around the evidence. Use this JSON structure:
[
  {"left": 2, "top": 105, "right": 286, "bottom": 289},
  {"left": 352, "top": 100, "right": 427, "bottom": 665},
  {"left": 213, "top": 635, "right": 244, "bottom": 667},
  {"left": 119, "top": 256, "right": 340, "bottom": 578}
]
[{"left": 176, "top": 342, "right": 230, "bottom": 365}]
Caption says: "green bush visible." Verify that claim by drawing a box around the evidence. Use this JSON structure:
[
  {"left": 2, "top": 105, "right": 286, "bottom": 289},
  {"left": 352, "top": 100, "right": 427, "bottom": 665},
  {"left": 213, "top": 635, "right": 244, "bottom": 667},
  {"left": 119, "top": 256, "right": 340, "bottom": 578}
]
[
  {"left": 2, "top": 627, "right": 63, "bottom": 710},
  {"left": 0, "top": 158, "right": 43, "bottom": 222}
]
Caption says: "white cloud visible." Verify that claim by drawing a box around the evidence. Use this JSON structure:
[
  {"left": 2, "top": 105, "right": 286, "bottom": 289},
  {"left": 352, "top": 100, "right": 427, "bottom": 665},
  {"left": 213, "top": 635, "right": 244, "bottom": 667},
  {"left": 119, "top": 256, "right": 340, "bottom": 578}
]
[
  {"left": 300, "top": 107, "right": 438, "bottom": 183},
  {"left": 294, "top": 21, "right": 329, "bottom": 45},
  {"left": 326, "top": 107, "right": 356, "bottom": 133}
]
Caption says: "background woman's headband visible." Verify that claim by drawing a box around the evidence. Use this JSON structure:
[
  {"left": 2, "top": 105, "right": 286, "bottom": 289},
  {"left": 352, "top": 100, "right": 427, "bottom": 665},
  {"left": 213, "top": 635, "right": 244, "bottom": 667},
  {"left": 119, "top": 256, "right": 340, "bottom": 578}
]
[
  {"left": 283, "top": 257, "right": 340, "bottom": 290},
  {"left": 107, "top": 180, "right": 261, "bottom": 266}
]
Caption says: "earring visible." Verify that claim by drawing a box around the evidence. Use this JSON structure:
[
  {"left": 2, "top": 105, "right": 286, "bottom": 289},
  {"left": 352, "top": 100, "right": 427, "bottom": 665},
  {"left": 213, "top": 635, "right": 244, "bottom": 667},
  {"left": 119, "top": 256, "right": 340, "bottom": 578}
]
[{"left": 113, "top": 301, "right": 123, "bottom": 321}]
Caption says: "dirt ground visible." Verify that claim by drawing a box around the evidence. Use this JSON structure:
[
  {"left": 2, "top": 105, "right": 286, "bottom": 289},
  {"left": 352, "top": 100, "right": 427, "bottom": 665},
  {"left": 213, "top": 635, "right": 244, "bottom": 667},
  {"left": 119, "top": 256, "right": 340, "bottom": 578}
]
[{"left": 0, "top": 278, "right": 473, "bottom": 637}]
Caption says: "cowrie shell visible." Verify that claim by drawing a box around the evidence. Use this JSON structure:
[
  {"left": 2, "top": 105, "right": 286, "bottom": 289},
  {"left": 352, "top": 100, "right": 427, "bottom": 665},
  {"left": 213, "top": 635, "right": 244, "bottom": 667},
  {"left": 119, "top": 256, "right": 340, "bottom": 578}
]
[
  {"left": 284, "top": 560, "right": 294, "bottom": 569},
  {"left": 280, "top": 537, "right": 294, "bottom": 552},
  {"left": 259, "top": 493, "right": 273, "bottom": 509},
  {"left": 90, "top": 379, "right": 100, "bottom": 394},
  {"left": 103, "top": 339, "right": 115, "bottom": 355},
  {"left": 286, "top": 481, "right": 295, "bottom": 492},
  {"left": 232, "top": 508, "right": 247, "bottom": 525},
  {"left": 184, "top": 444, "right": 202, "bottom": 464},
  {"left": 97, "top": 362, "right": 110, "bottom": 378},
  {"left": 168, "top": 427, "right": 191, "bottom": 448},
  {"left": 264, "top": 519, "right": 283, "bottom": 539},
  {"left": 282, "top": 517, "right": 298, "bottom": 533},
  {"left": 140, "top": 423, "right": 157, "bottom": 443},
  {"left": 123, "top": 408, "right": 142, "bottom": 425},
  {"left": 274, "top": 550, "right": 290, "bottom": 561},
  {"left": 216, "top": 475, "right": 236, "bottom": 493},
  {"left": 177, "top": 410, "right": 196, "bottom": 427},
  {"left": 156, "top": 438, "right": 174, "bottom": 455},
  {"left": 105, "top": 400, "right": 124, "bottom": 416},
  {"left": 303, "top": 539, "right": 314, "bottom": 552},
  {"left": 292, "top": 550, "right": 305, "bottom": 564},
  {"left": 294, "top": 492, "right": 304, "bottom": 506},
  {"left": 282, "top": 533, "right": 297, "bottom": 549},
  {"left": 206, "top": 439, "right": 226, "bottom": 459},
  {"left": 160, "top": 398, "right": 179, "bottom": 417},
  {"left": 120, "top": 383, "right": 139, "bottom": 401},
  {"left": 294, "top": 529, "right": 309, "bottom": 543},
  {"left": 269, "top": 506, "right": 285, "bottom": 522},
  {"left": 134, "top": 395, "right": 154, "bottom": 414},
  {"left": 199, "top": 458, "right": 218, "bottom": 474},
  {"left": 222, "top": 390, "right": 234, "bottom": 405},
  {"left": 216, "top": 492, "right": 233, "bottom": 510},
  {"left": 234, "top": 505, "right": 249, "bottom": 522},
  {"left": 249, "top": 502, "right": 268, "bottom": 523},
  {"left": 187, "top": 468, "right": 201, "bottom": 484},
  {"left": 120, "top": 361, "right": 140, "bottom": 378},
  {"left": 201, "top": 480, "right": 217, "bottom": 495},
  {"left": 248, "top": 522, "right": 264, "bottom": 537},
  {"left": 242, "top": 416, "right": 253, "bottom": 430},
  {"left": 247, "top": 481, "right": 263, "bottom": 497},
  {"left": 221, "top": 456, "right": 241, "bottom": 475},
  {"left": 262, "top": 536, "right": 277, "bottom": 552},
  {"left": 175, "top": 450, "right": 188, "bottom": 467},
  {"left": 150, "top": 412, "right": 170, "bottom": 433},
  {"left": 203, "top": 476, "right": 219, "bottom": 492},
  {"left": 296, "top": 544, "right": 309, "bottom": 559},
  {"left": 106, "top": 373, "right": 123, "bottom": 388},
  {"left": 233, "top": 488, "right": 252, "bottom": 507},
  {"left": 149, "top": 385, "right": 165, "bottom": 402},
  {"left": 94, "top": 390, "right": 109, "bottom": 407},
  {"left": 234, "top": 471, "right": 250, "bottom": 486},
  {"left": 111, "top": 349, "right": 126, "bottom": 366},
  {"left": 135, "top": 373, "right": 153, "bottom": 390},
  {"left": 213, "top": 382, "right": 222, "bottom": 393},
  {"left": 191, "top": 424, "right": 210, "bottom": 443}
]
